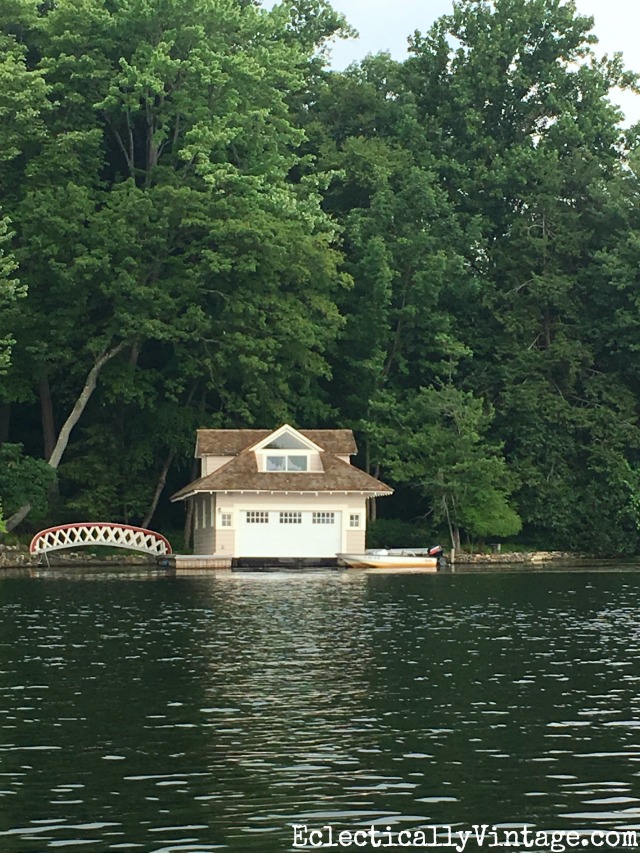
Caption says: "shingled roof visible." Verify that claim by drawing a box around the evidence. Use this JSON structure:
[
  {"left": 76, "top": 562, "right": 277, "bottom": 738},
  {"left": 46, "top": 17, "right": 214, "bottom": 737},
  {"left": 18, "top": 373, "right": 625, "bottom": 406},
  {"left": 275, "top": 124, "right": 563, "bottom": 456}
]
[
  {"left": 172, "top": 428, "right": 391, "bottom": 501},
  {"left": 195, "top": 428, "right": 357, "bottom": 457}
]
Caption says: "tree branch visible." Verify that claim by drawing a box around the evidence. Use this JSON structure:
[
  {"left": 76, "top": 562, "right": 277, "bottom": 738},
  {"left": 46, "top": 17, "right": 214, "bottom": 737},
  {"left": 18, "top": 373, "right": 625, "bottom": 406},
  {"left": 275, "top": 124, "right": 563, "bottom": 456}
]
[{"left": 5, "top": 342, "right": 128, "bottom": 531}]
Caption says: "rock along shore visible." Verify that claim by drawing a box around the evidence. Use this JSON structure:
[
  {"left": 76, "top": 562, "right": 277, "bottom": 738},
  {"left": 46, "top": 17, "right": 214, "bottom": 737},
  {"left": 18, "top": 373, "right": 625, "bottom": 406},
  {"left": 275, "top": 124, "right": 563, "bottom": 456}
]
[
  {"left": 452, "top": 550, "right": 587, "bottom": 565},
  {"left": 0, "top": 543, "right": 155, "bottom": 569}
]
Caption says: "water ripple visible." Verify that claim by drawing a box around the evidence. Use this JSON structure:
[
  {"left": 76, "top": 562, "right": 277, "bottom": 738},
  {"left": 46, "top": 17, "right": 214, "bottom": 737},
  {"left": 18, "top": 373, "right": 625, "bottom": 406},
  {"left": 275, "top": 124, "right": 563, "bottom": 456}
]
[{"left": 1, "top": 570, "right": 640, "bottom": 849}]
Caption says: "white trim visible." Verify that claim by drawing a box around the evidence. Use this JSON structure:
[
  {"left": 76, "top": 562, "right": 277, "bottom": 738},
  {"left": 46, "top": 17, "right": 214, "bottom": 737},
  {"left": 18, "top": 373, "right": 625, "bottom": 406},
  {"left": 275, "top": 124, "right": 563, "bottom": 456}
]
[
  {"left": 174, "top": 489, "right": 391, "bottom": 501},
  {"left": 248, "top": 423, "right": 323, "bottom": 453}
]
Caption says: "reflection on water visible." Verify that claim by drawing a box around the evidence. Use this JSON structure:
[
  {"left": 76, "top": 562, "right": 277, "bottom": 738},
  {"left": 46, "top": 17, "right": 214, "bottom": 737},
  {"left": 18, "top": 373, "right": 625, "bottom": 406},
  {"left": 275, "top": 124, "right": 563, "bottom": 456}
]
[{"left": 0, "top": 569, "right": 640, "bottom": 850}]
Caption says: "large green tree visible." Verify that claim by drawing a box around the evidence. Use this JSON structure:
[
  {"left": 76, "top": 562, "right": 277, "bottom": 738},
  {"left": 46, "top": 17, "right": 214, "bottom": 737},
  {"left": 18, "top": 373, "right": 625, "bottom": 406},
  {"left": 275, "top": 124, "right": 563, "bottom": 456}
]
[
  {"left": 0, "top": 216, "right": 21, "bottom": 377},
  {"left": 308, "top": 0, "right": 640, "bottom": 552},
  {"left": 303, "top": 54, "right": 478, "bottom": 502},
  {"left": 367, "top": 385, "right": 521, "bottom": 548},
  {"left": 0, "top": 0, "right": 48, "bottom": 378},
  {"left": 402, "top": 0, "right": 640, "bottom": 551},
  {"left": 2, "top": 0, "right": 349, "bottom": 529}
]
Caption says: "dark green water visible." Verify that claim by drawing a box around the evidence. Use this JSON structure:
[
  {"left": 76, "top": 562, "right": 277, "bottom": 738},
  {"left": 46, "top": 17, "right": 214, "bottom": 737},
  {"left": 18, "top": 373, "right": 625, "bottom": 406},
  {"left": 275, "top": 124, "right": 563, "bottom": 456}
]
[{"left": 1, "top": 568, "right": 640, "bottom": 852}]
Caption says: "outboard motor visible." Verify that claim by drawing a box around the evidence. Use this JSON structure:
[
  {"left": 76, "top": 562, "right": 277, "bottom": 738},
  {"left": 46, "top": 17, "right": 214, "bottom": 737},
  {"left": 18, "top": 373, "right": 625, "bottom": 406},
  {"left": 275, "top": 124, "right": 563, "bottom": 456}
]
[{"left": 429, "top": 544, "right": 448, "bottom": 571}]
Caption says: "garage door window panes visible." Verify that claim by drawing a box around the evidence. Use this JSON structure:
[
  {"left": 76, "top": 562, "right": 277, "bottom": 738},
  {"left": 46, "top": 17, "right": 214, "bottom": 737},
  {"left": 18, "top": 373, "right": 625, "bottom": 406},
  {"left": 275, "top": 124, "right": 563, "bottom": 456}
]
[
  {"left": 280, "top": 511, "right": 302, "bottom": 524},
  {"left": 246, "top": 511, "right": 269, "bottom": 523},
  {"left": 312, "top": 512, "right": 335, "bottom": 524},
  {"left": 266, "top": 455, "right": 308, "bottom": 472}
]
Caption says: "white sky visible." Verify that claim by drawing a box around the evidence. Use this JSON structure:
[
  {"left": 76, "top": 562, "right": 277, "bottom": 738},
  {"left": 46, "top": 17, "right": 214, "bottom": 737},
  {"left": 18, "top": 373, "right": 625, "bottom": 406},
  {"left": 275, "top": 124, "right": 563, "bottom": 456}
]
[{"left": 292, "top": 0, "right": 640, "bottom": 125}]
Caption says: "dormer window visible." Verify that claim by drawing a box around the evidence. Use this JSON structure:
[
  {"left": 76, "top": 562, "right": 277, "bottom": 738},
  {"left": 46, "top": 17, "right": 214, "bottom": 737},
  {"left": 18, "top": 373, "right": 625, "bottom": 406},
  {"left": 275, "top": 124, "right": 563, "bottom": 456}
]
[
  {"left": 265, "top": 434, "right": 309, "bottom": 450},
  {"left": 266, "top": 455, "right": 308, "bottom": 472},
  {"left": 252, "top": 424, "right": 322, "bottom": 473}
]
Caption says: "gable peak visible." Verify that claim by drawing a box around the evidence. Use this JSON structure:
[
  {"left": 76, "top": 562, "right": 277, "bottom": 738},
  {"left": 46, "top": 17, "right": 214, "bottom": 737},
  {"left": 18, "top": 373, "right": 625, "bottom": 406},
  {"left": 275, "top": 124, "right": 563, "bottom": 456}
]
[{"left": 250, "top": 424, "right": 323, "bottom": 453}]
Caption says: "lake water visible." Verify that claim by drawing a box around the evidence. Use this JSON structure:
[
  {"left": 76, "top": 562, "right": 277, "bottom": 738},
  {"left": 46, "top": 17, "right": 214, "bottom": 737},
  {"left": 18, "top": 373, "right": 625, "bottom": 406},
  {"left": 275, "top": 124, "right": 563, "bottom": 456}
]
[{"left": 1, "top": 566, "right": 640, "bottom": 852}]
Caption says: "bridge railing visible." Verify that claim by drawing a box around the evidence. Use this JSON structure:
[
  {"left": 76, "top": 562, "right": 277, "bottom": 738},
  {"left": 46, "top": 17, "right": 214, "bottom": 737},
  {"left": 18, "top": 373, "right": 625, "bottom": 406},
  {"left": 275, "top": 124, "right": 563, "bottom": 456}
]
[{"left": 30, "top": 523, "right": 172, "bottom": 557}]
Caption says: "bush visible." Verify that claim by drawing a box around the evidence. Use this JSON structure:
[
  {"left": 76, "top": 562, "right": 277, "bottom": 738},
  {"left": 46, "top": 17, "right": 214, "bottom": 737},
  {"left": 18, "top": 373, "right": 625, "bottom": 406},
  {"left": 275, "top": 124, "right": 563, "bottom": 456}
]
[
  {"left": 0, "top": 444, "right": 56, "bottom": 520},
  {"left": 366, "top": 518, "right": 443, "bottom": 549}
]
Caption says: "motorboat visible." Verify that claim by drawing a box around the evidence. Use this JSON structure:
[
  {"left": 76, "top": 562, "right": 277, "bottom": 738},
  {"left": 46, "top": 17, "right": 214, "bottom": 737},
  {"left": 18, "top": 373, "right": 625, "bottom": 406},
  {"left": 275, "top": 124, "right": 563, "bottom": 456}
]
[{"left": 337, "top": 545, "right": 446, "bottom": 571}]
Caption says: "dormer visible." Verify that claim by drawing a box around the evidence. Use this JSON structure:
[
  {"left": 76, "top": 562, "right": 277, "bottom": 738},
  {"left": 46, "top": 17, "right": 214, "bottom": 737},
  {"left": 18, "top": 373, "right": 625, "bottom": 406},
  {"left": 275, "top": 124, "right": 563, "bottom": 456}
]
[{"left": 250, "top": 424, "right": 324, "bottom": 473}]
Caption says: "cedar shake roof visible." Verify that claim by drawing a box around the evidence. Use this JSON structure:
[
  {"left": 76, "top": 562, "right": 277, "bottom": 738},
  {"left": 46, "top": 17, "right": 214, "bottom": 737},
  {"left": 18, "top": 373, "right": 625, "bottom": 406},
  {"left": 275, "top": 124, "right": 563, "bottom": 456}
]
[
  {"left": 195, "top": 428, "right": 357, "bottom": 457},
  {"left": 172, "top": 427, "right": 391, "bottom": 501}
]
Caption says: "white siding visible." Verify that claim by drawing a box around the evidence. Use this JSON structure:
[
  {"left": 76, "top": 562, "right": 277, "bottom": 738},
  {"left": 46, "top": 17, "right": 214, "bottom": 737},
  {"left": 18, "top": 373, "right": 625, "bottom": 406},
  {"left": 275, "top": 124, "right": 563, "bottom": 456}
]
[
  {"left": 191, "top": 492, "right": 370, "bottom": 558},
  {"left": 308, "top": 453, "right": 324, "bottom": 472},
  {"left": 201, "top": 455, "right": 233, "bottom": 476},
  {"left": 345, "top": 529, "right": 365, "bottom": 552}
]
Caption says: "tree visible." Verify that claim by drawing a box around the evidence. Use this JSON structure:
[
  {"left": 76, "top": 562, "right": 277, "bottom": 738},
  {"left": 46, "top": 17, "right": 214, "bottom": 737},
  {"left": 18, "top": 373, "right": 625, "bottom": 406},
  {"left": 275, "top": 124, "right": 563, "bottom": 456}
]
[
  {"left": 395, "top": 0, "right": 640, "bottom": 551},
  {"left": 0, "top": 216, "right": 21, "bottom": 376},
  {"left": 0, "top": 0, "right": 48, "bottom": 377},
  {"left": 0, "top": 444, "right": 55, "bottom": 523},
  {"left": 304, "top": 54, "right": 477, "bottom": 509},
  {"left": 367, "top": 385, "right": 521, "bottom": 549},
  {"left": 2, "top": 0, "right": 347, "bottom": 528}
]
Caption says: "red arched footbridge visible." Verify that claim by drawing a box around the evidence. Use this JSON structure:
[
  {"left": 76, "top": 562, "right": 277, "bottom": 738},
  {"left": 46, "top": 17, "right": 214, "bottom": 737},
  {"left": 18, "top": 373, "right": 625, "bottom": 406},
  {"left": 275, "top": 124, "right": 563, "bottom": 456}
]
[{"left": 30, "top": 523, "right": 172, "bottom": 557}]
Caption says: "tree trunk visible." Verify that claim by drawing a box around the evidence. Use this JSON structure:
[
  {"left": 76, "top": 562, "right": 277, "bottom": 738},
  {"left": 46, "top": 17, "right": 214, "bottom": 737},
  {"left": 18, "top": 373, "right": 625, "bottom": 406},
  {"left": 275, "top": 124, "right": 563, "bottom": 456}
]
[
  {"left": 39, "top": 377, "right": 56, "bottom": 461},
  {"left": 142, "top": 450, "right": 175, "bottom": 529},
  {"left": 0, "top": 402, "right": 10, "bottom": 445},
  {"left": 364, "top": 440, "right": 376, "bottom": 521},
  {"left": 39, "top": 376, "right": 61, "bottom": 521},
  {"left": 443, "top": 495, "right": 461, "bottom": 551},
  {"left": 143, "top": 382, "right": 197, "bottom": 530},
  {"left": 5, "top": 342, "right": 127, "bottom": 532},
  {"left": 370, "top": 463, "right": 380, "bottom": 521},
  {"left": 452, "top": 525, "right": 461, "bottom": 552},
  {"left": 5, "top": 503, "right": 31, "bottom": 530},
  {"left": 48, "top": 342, "right": 127, "bottom": 470}
]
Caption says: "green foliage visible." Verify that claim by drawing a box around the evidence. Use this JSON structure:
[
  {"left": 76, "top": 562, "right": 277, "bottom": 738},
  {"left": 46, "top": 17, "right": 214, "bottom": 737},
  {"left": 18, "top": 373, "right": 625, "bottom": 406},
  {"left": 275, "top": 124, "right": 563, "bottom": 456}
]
[
  {"left": 366, "top": 518, "right": 441, "bottom": 550},
  {"left": 1, "top": 0, "right": 348, "bottom": 522},
  {"left": 0, "top": 444, "right": 56, "bottom": 520},
  {"left": 366, "top": 385, "right": 522, "bottom": 546},
  {"left": 0, "top": 215, "right": 22, "bottom": 376}
]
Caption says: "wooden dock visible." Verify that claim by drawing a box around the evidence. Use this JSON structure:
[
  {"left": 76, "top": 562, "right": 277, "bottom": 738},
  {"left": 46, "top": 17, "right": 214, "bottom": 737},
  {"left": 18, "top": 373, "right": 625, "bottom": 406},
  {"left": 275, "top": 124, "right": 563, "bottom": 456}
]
[
  {"left": 160, "top": 554, "right": 233, "bottom": 570},
  {"left": 158, "top": 555, "right": 340, "bottom": 571}
]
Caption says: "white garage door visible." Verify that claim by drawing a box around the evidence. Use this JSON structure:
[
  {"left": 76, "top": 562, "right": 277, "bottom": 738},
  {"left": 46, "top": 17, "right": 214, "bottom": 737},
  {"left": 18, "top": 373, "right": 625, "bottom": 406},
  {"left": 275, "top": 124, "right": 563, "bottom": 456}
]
[{"left": 236, "top": 510, "right": 342, "bottom": 558}]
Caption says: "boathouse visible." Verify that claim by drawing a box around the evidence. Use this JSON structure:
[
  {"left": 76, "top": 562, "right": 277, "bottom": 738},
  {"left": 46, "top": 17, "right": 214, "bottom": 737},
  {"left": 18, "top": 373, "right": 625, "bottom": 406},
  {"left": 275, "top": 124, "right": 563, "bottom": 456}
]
[{"left": 171, "top": 425, "right": 392, "bottom": 560}]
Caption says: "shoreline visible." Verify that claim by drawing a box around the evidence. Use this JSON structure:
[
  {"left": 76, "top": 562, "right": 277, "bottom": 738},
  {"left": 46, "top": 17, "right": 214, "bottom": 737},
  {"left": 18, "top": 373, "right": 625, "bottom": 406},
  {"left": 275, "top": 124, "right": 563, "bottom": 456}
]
[
  {"left": 451, "top": 550, "right": 590, "bottom": 566},
  {"left": 0, "top": 544, "right": 619, "bottom": 570}
]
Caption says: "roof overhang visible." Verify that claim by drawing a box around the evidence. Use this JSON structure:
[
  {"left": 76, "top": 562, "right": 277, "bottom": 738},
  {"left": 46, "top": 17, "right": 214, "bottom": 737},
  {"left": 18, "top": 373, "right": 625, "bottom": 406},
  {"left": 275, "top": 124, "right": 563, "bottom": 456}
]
[{"left": 171, "top": 488, "right": 393, "bottom": 502}]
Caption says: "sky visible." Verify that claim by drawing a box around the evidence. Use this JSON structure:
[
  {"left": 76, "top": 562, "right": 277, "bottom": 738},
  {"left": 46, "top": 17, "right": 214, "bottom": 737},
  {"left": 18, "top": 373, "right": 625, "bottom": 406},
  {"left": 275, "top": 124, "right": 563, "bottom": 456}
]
[{"left": 297, "top": 0, "right": 640, "bottom": 125}]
